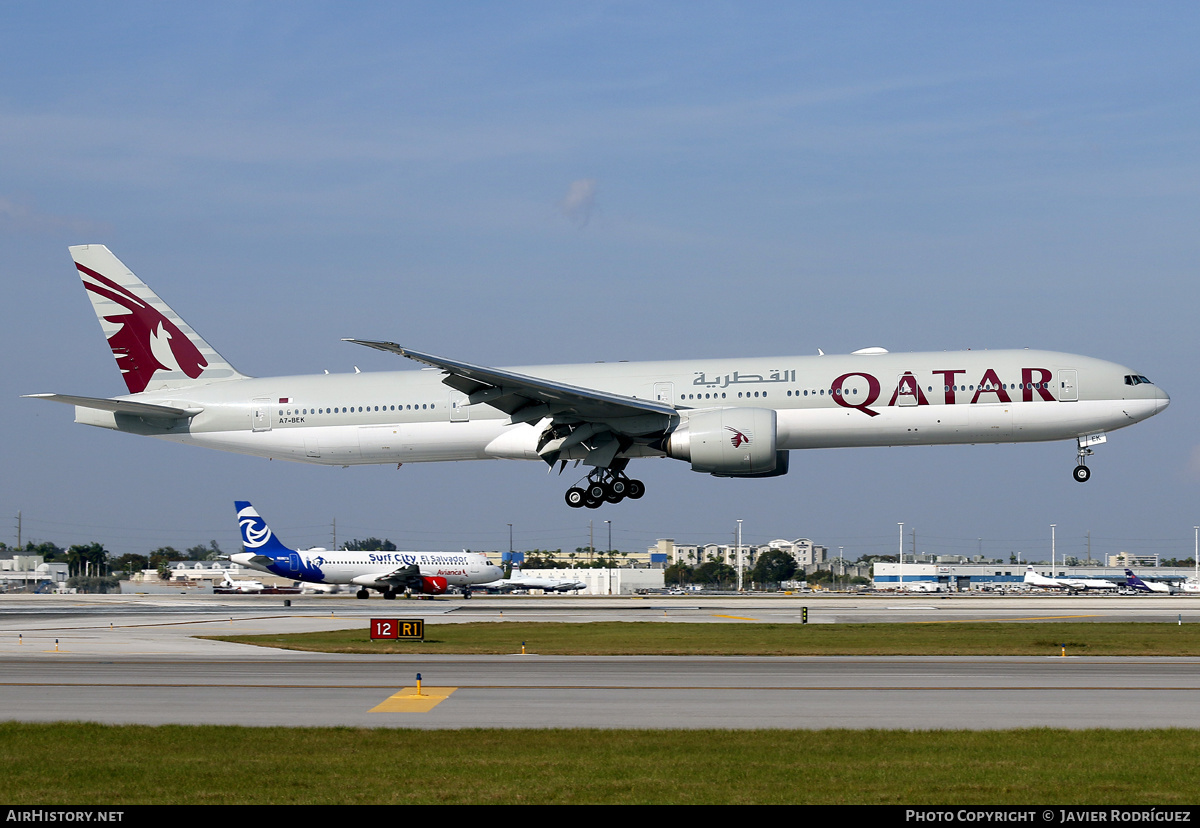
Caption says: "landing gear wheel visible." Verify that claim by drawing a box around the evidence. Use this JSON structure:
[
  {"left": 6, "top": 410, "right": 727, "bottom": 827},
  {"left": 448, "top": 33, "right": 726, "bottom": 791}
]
[
  {"left": 564, "top": 465, "right": 645, "bottom": 508},
  {"left": 356, "top": 588, "right": 370, "bottom": 599},
  {"left": 604, "top": 480, "right": 626, "bottom": 504},
  {"left": 383, "top": 589, "right": 396, "bottom": 600},
  {"left": 1073, "top": 464, "right": 1091, "bottom": 483}
]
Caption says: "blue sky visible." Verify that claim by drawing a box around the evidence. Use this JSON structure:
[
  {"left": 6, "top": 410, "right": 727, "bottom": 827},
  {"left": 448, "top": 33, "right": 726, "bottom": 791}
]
[{"left": 2, "top": 2, "right": 1197, "bottom": 563}]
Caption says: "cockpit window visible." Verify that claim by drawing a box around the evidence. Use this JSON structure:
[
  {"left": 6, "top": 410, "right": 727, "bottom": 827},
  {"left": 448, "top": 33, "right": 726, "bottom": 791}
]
[{"left": 1124, "top": 375, "right": 1153, "bottom": 386}]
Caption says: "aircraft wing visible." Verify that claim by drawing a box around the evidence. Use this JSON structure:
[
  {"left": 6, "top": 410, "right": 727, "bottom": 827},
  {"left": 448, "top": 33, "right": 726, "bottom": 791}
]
[
  {"left": 371, "top": 564, "right": 424, "bottom": 587},
  {"left": 23, "top": 393, "right": 202, "bottom": 420},
  {"left": 344, "top": 340, "right": 678, "bottom": 467}
]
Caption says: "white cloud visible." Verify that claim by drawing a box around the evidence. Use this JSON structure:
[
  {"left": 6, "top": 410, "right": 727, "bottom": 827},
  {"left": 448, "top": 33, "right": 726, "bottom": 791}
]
[{"left": 559, "top": 178, "right": 597, "bottom": 228}]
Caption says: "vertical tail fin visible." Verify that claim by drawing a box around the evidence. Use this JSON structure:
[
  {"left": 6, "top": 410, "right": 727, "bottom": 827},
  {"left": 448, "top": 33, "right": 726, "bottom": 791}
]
[
  {"left": 234, "top": 501, "right": 294, "bottom": 555},
  {"left": 70, "top": 245, "right": 246, "bottom": 394}
]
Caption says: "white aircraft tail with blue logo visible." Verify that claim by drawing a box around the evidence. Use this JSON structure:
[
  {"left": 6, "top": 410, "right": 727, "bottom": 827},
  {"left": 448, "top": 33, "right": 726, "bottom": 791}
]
[{"left": 235, "top": 500, "right": 294, "bottom": 556}]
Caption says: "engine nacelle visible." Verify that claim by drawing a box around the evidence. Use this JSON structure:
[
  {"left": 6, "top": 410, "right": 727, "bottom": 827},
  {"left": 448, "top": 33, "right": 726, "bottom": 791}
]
[
  {"left": 420, "top": 576, "right": 448, "bottom": 595},
  {"left": 665, "top": 407, "right": 784, "bottom": 476}
]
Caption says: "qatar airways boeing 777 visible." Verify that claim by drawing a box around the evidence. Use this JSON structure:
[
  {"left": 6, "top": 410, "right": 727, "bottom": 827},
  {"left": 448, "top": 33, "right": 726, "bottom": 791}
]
[{"left": 27, "top": 245, "right": 1169, "bottom": 507}]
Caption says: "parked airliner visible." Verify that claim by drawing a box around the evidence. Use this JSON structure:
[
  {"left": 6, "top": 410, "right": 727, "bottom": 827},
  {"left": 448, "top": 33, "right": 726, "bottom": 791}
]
[
  {"left": 1124, "top": 569, "right": 1171, "bottom": 594},
  {"left": 1023, "top": 566, "right": 1119, "bottom": 592},
  {"left": 27, "top": 246, "right": 1169, "bottom": 507},
  {"left": 229, "top": 501, "right": 503, "bottom": 599},
  {"left": 478, "top": 574, "right": 588, "bottom": 593}
]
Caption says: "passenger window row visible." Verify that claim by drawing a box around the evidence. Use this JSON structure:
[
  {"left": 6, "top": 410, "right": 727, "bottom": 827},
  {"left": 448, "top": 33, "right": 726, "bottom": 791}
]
[{"left": 279, "top": 404, "right": 437, "bottom": 416}]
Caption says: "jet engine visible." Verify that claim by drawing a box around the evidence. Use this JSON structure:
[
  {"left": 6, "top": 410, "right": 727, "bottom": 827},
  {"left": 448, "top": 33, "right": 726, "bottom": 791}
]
[{"left": 664, "top": 408, "right": 787, "bottom": 477}]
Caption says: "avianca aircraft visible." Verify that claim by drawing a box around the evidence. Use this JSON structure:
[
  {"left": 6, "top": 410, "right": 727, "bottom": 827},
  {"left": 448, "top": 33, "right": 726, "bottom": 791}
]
[
  {"left": 1023, "top": 566, "right": 1118, "bottom": 592},
  {"left": 229, "top": 500, "right": 503, "bottom": 599},
  {"left": 27, "top": 245, "right": 1169, "bottom": 507}
]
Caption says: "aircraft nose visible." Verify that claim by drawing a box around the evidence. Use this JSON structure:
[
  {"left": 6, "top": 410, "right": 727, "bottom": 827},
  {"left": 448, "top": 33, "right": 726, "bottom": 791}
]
[{"left": 1156, "top": 386, "right": 1170, "bottom": 413}]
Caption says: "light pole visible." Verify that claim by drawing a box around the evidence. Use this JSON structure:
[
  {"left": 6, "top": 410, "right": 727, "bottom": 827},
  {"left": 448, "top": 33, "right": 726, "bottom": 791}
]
[
  {"left": 898, "top": 522, "right": 904, "bottom": 587},
  {"left": 1051, "top": 524, "right": 1057, "bottom": 573},
  {"left": 737, "top": 519, "right": 743, "bottom": 592},
  {"left": 605, "top": 520, "right": 611, "bottom": 563}
]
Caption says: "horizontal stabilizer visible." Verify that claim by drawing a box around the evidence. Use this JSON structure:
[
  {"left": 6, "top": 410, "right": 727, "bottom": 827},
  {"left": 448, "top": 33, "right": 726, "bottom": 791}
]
[{"left": 23, "top": 393, "right": 201, "bottom": 419}]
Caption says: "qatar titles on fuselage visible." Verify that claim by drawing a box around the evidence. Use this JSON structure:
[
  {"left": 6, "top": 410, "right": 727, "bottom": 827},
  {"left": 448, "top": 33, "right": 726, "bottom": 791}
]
[{"left": 26, "top": 245, "right": 1170, "bottom": 507}]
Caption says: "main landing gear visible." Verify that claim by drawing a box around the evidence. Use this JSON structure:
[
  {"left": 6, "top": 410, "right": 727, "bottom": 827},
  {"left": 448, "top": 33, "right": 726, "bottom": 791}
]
[
  {"left": 565, "top": 469, "right": 646, "bottom": 508},
  {"left": 357, "top": 587, "right": 413, "bottom": 599}
]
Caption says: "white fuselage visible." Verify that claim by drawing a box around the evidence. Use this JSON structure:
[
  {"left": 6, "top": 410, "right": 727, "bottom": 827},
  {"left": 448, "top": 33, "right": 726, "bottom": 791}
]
[
  {"left": 230, "top": 548, "right": 503, "bottom": 588},
  {"left": 72, "top": 348, "right": 1168, "bottom": 468},
  {"left": 1024, "top": 568, "right": 1118, "bottom": 591}
]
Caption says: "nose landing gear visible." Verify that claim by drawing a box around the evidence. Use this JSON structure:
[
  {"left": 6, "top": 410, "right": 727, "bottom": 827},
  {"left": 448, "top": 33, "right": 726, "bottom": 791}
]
[
  {"left": 1072, "top": 433, "right": 1105, "bottom": 483},
  {"left": 565, "top": 469, "right": 646, "bottom": 508}
]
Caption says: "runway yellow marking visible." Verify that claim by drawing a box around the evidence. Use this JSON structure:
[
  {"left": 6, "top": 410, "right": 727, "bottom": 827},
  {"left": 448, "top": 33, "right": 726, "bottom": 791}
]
[
  {"left": 912, "top": 615, "right": 1103, "bottom": 623},
  {"left": 370, "top": 686, "right": 457, "bottom": 713},
  {"left": 712, "top": 614, "right": 758, "bottom": 621}
]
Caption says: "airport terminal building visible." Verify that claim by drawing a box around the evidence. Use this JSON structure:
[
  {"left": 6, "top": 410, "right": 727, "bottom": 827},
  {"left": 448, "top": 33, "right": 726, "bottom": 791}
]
[{"left": 872, "top": 561, "right": 1196, "bottom": 591}]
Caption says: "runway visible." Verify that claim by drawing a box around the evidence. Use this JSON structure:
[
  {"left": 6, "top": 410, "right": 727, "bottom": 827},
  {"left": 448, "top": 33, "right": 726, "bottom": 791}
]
[{"left": 2, "top": 593, "right": 1199, "bottom": 729}]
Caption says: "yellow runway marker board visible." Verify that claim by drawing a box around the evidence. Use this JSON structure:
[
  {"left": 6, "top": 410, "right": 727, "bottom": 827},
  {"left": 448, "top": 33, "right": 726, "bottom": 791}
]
[{"left": 370, "top": 687, "right": 457, "bottom": 713}]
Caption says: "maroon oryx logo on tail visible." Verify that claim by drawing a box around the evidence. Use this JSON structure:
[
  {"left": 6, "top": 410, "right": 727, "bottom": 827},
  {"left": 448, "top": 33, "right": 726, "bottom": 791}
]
[
  {"left": 725, "top": 426, "right": 751, "bottom": 448},
  {"left": 77, "top": 263, "right": 208, "bottom": 393}
]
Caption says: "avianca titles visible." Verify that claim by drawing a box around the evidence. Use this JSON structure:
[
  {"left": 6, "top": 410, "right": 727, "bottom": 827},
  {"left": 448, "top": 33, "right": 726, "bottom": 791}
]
[
  {"left": 27, "top": 245, "right": 1169, "bottom": 507},
  {"left": 230, "top": 501, "right": 502, "bottom": 598}
]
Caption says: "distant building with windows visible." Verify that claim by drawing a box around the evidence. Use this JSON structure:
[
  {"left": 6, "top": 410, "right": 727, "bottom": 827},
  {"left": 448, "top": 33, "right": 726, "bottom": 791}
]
[
  {"left": 1106, "top": 553, "right": 1159, "bottom": 568},
  {"left": 650, "top": 538, "right": 828, "bottom": 569}
]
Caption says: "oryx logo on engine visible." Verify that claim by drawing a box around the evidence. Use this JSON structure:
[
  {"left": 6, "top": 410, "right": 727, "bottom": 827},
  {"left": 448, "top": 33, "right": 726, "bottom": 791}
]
[{"left": 726, "top": 426, "right": 751, "bottom": 448}]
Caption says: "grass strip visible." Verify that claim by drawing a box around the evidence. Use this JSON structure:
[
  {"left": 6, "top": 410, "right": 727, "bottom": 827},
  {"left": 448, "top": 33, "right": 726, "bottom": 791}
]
[
  {"left": 2, "top": 723, "right": 1198, "bottom": 804},
  {"left": 206, "top": 621, "right": 1200, "bottom": 656}
]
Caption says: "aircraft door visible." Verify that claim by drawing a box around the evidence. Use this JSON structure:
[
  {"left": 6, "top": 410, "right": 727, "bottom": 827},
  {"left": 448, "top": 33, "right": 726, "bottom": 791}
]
[
  {"left": 653, "top": 382, "right": 675, "bottom": 406},
  {"left": 449, "top": 390, "right": 469, "bottom": 422},
  {"left": 895, "top": 374, "right": 919, "bottom": 407},
  {"left": 1059, "top": 370, "right": 1079, "bottom": 401},
  {"left": 252, "top": 398, "right": 272, "bottom": 432}
]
